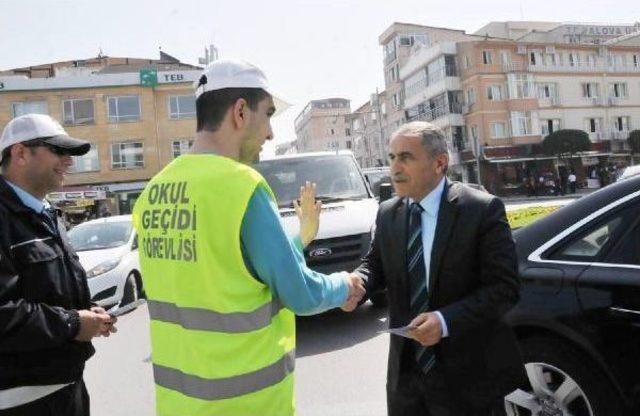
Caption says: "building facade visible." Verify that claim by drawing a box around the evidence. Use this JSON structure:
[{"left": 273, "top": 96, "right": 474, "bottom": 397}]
[
  {"left": 294, "top": 98, "right": 352, "bottom": 153},
  {"left": 350, "top": 91, "right": 387, "bottom": 168},
  {"left": 369, "top": 21, "right": 640, "bottom": 195},
  {"left": 460, "top": 22, "right": 640, "bottom": 194},
  {"left": 0, "top": 53, "right": 201, "bottom": 213}
]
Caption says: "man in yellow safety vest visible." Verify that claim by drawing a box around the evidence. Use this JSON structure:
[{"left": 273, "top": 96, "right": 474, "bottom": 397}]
[{"left": 133, "top": 59, "right": 365, "bottom": 416}]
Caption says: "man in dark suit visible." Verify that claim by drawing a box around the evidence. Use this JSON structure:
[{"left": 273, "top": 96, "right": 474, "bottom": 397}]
[{"left": 354, "top": 121, "right": 524, "bottom": 415}]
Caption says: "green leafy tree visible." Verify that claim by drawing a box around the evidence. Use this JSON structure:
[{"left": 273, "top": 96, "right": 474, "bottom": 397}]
[{"left": 542, "top": 129, "right": 592, "bottom": 168}]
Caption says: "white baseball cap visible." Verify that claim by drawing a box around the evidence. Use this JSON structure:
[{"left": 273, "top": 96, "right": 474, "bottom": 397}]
[
  {"left": 194, "top": 59, "right": 290, "bottom": 116},
  {"left": 0, "top": 114, "right": 91, "bottom": 164}
]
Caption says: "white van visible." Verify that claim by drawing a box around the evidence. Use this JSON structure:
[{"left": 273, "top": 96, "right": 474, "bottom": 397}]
[{"left": 254, "top": 151, "right": 386, "bottom": 306}]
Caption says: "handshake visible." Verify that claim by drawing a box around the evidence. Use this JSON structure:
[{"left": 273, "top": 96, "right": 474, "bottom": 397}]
[{"left": 341, "top": 273, "right": 366, "bottom": 312}]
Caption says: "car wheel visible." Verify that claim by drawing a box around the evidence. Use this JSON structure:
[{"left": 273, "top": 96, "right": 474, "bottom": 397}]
[
  {"left": 505, "top": 336, "right": 626, "bottom": 416},
  {"left": 120, "top": 272, "right": 139, "bottom": 306},
  {"left": 369, "top": 291, "right": 387, "bottom": 308}
]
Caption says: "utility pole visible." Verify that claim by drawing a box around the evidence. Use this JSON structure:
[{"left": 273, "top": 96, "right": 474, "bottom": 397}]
[
  {"left": 374, "top": 88, "right": 385, "bottom": 166},
  {"left": 474, "top": 134, "right": 482, "bottom": 186}
]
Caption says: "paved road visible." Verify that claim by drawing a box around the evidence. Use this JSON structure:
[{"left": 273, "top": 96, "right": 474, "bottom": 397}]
[{"left": 85, "top": 303, "right": 390, "bottom": 416}]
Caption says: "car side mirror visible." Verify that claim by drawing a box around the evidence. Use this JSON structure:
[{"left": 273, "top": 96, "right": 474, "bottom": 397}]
[{"left": 379, "top": 183, "right": 393, "bottom": 202}]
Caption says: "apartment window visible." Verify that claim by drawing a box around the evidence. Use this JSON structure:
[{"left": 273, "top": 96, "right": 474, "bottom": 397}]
[
  {"left": 500, "top": 51, "right": 511, "bottom": 65},
  {"left": 345, "top": 128, "right": 351, "bottom": 136},
  {"left": 541, "top": 119, "right": 561, "bottom": 136},
  {"left": 611, "top": 83, "right": 628, "bottom": 98},
  {"left": 427, "top": 57, "right": 449, "bottom": 85},
  {"left": 169, "top": 95, "right": 196, "bottom": 119},
  {"left": 399, "top": 36, "right": 412, "bottom": 46},
  {"left": 384, "top": 40, "right": 397, "bottom": 62},
  {"left": 613, "top": 116, "right": 631, "bottom": 131},
  {"left": 346, "top": 140, "right": 352, "bottom": 149},
  {"left": 392, "top": 93, "right": 400, "bottom": 108},
  {"left": 398, "top": 33, "right": 429, "bottom": 47},
  {"left": 538, "top": 83, "right": 558, "bottom": 99},
  {"left": 69, "top": 144, "right": 99, "bottom": 173},
  {"left": 490, "top": 122, "right": 507, "bottom": 139},
  {"left": 111, "top": 142, "right": 144, "bottom": 169},
  {"left": 464, "top": 55, "right": 471, "bottom": 69},
  {"left": 172, "top": 139, "right": 194, "bottom": 158},
  {"left": 582, "top": 83, "right": 599, "bottom": 98},
  {"left": 11, "top": 101, "right": 48, "bottom": 118},
  {"left": 544, "top": 53, "right": 557, "bottom": 66},
  {"left": 587, "top": 118, "right": 602, "bottom": 133},
  {"left": 586, "top": 54, "right": 597, "bottom": 67},
  {"left": 330, "top": 129, "right": 335, "bottom": 135},
  {"left": 511, "top": 111, "right": 534, "bottom": 136},
  {"left": 108, "top": 96, "right": 140, "bottom": 123},
  {"left": 529, "top": 52, "right": 537, "bottom": 66},
  {"left": 63, "top": 98, "right": 94, "bottom": 125},
  {"left": 467, "top": 88, "right": 476, "bottom": 105},
  {"left": 508, "top": 74, "right": 534, "bottom": 99},
  {"left": 487, "top": 85, "right": 502, "bottom": 101},
  {"left": 609, "top": 54, "right": 626, "bottom": 68},
  {"left": 405, "top": 69, "right": 428, "bottom": 99},
  {"left": 482, "top": 51, "right": 493, "bottom": 65},
  {"left": 633, "top": 54, "right": 639, "bottom": 68}
]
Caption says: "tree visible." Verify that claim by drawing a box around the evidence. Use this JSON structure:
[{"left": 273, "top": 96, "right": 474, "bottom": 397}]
[
  {"left": 629, "top": 130, "right": 640, "bottom": 159},
  {"left": 542, "top": 129, "right": 592, "bottom": 169}
]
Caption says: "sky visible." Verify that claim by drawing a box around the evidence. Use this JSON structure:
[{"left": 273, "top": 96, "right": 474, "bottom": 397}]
[{"left": 1, "top": 0, "right": 639, "bottom": 157}]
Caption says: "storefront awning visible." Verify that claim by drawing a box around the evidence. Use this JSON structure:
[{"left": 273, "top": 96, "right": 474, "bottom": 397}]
[{"left": 483, "top": 152, "right": 616, "bottom": 164}]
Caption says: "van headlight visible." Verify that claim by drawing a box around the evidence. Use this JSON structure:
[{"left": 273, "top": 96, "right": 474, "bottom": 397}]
[{"left": 87, "top": 258, "right": 121, "bottom": 278}]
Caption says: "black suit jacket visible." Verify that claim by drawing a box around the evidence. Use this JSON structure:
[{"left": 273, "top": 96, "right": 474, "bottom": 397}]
[{"left": 356, "top": 180, "right": 525, "bottom": 408}]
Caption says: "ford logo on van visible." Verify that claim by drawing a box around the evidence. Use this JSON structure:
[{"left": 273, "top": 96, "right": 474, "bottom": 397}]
[{"left": 309, "top": 248, "right": 332, "bottom": 258}]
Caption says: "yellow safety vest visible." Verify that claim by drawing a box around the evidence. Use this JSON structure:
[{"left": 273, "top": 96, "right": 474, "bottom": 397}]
[{"left": 133, "top": 154, "right": 296, "bottom": 416}]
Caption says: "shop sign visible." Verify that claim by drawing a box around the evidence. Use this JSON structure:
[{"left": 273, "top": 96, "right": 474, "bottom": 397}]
[{"left": 582, "top": 156, "right": 599, "bottom": 166}]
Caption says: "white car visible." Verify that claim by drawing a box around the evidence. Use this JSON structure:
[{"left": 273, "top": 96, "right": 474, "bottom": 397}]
[
  {"left": 619, "top": 164, "right": 640, "bottom": 181},
  {"left": 67, "top": 215, "right": 143, "bottom": 308}
]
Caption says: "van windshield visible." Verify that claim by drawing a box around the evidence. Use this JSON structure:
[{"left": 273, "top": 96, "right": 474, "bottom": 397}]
[{"left": 254, "top": 155, "right": 370, "bottom": 208}]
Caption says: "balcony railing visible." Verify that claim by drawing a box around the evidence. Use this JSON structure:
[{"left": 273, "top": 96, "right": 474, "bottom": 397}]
[
  {"left": 610, "top": 130, "right": 630, "bottom": 141},
  {"left": 407, "top": 102, "right": 463, "bottom": 123},
  {"left": 502, "top": 62, "right": 525, "bottom": 72},
  {"left": 538, "top": 96, "right": 561, "bottom": 107},
  {"left": 589, "top": 132, "right": 604, "bottom": 142},
  {"left": 530, "top": 62, "right": 640, "bottom": 73}
]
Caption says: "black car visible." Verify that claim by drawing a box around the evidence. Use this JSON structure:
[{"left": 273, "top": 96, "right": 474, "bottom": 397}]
[{"left": 505, "top": 174, "right": 640, "bottom": 416}]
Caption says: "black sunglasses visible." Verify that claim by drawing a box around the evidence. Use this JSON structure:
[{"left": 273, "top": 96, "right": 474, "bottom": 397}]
[{"left": 22, "top": 140, "right": 71, "bottom": 157}]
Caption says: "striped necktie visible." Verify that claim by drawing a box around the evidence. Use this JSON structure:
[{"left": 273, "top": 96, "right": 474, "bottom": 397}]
[{"left": 407, "top": 202, "right": 435, "bottom": 374}]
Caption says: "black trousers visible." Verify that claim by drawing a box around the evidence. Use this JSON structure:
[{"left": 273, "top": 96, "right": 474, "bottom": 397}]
[
  {"left": 0, "top": 380, "right": 89, "bottom": 416},
  {"left": 388, "top": 346, "right": 506, "bottom": 416}
]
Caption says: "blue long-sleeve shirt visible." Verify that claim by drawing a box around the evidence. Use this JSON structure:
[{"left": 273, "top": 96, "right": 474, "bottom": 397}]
[{"left": 240, "top": 184, "right": 349, "bottom": 315}]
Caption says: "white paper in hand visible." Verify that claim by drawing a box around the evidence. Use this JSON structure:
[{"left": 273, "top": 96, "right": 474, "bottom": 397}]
[
  {"left": 108, "top": 299, "right": 146, "bottom": 317},
  {"left": 378, "top": 325, "right": 416, "bottom": 339}
]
